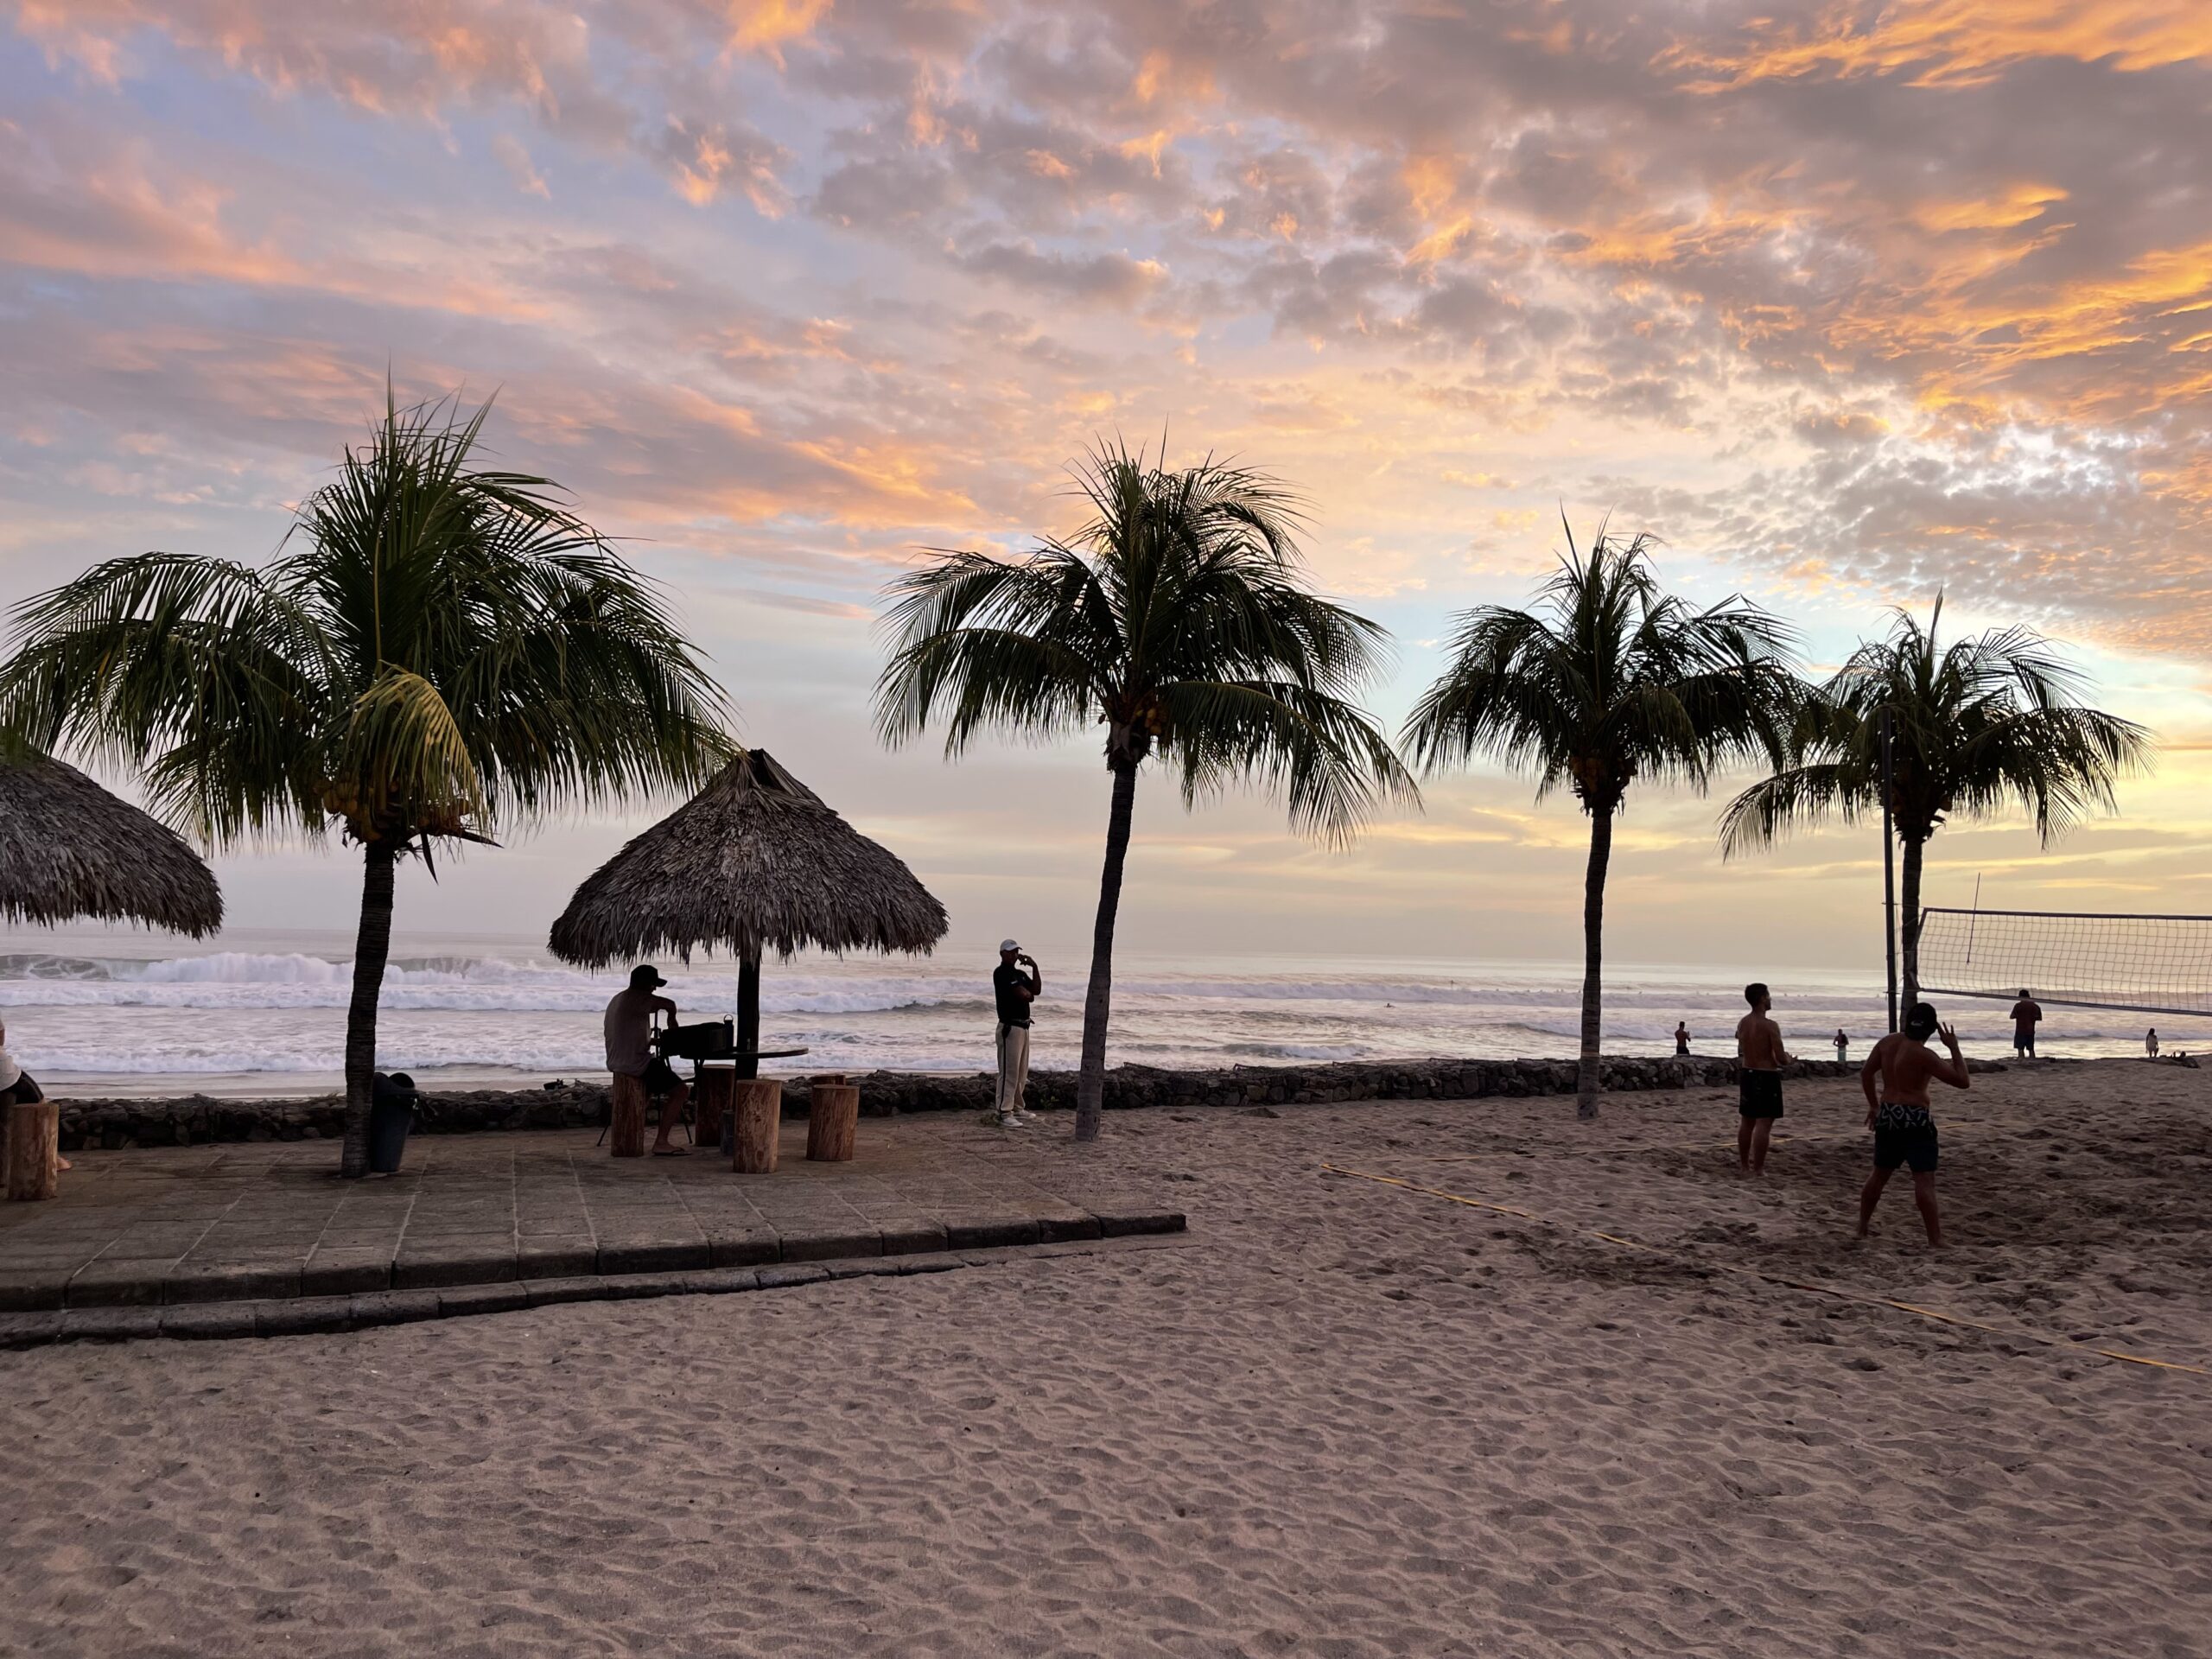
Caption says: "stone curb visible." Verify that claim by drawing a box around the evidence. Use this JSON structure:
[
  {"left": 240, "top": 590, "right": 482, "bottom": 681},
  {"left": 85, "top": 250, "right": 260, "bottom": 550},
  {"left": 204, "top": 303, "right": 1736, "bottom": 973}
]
[
  {"left": 0, "top": 1231, "right": 1192, "bottom": 1349},
  {"left": 0, "top": 1206, "right": 1184, "bottom": 1314}
]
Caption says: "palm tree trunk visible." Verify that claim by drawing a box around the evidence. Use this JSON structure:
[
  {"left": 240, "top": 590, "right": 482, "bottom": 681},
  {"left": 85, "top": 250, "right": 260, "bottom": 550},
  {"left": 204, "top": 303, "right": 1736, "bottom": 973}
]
[
  {"left": 1074, "top": 760, "right": 1140, "bottom": 1142},
  {"left": 340, "top": 839, "right": 397, "bottom": 1179},
  {"left": 1900, "top": 833, "right": 1924, "bottom": 1007},
  {"left": 1576, "top": 805, "right": 1613, "bottom": 1121}
]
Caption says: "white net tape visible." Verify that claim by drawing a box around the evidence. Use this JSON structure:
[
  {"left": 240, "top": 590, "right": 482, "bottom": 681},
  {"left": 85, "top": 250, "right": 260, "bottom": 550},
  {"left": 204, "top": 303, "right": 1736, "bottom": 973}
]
[{"left": 1917, "top": 908, "right": 2212, "bottom": 1017}]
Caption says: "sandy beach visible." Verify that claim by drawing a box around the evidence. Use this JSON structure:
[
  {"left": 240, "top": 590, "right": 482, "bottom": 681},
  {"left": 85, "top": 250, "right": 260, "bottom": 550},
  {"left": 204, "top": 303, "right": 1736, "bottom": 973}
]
[{"left": 3, "top": 1058, "right": 2207, "bottom": 1657}]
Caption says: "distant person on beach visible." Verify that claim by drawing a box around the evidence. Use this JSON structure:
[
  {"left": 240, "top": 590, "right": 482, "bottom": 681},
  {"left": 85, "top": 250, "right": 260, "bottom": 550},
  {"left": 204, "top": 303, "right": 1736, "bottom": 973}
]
[
  {"left": 0, "top": 1017, "right": 64, "bottom": 1173},
  {"left": 1858, "top": 1001, "right": 1968, "bottom": 1247},
  {"left": 604, "top": 964, "right": 690, "bottom": 1156},
  {"left": 993, "top": 941, "right": 1041, "bottom": 1128},
  {"left": 1674, "top": 1021, "right": 1690, "bottom": 1056},
  {"left": 1734, "top": 982, "right": 1790, "bottom": 1175},
  {"left": 2009, "top": 989, "right": 2042, "bottom": 1058},
  {"left": 1834, "top": 1027, "right": 1849, "bottom": 1063},
  {"left": 2145, "top": 1027, "right": 2159, "bottom": 1058}
]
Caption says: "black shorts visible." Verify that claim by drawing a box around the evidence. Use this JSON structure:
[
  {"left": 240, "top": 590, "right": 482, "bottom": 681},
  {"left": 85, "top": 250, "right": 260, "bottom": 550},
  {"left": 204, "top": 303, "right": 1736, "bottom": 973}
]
[
  {"left": 2016, "top": 1028, "right": 2036, "bottom": 1054},
  {"left": 1738, "top": 1070, "right": 1784, "bottom": 1119},
  {"left": 1873, "top": 1104, "right": 1938, "bottom": 1173},
  {"left": 634, "top": 1058, "right": 681, "bottom": 1092}
]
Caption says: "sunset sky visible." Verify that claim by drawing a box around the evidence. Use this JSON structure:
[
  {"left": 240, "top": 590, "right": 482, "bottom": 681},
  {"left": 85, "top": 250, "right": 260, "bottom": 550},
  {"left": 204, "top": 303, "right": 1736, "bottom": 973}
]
[{"left": 4, "top": 1, "right": 2210, "bottom": 973}]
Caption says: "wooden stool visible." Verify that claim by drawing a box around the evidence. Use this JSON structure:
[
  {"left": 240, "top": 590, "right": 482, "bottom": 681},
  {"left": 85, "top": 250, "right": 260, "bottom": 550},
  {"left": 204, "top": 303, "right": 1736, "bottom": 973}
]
[
  {"left": 693, "top": 1067, "right": 734, "bottom": 1150},
  {"left": 806, "top": 1083, "right": 859, "bottom": 1163},
  {"left": 4, "top": 1100, "right": 60, "bottom": 1201},
  {"left": 609, "top": 1073, "right": 648, "bottom": 1158},
  {"left": 732, "top": 1078, "right": 783, "bottom": 1174}
]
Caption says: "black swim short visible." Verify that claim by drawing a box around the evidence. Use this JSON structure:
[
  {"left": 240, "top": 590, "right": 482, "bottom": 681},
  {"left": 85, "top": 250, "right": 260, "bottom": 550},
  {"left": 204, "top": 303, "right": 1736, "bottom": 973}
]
[
  {"left": 1873, "top": 1102, "right": 1939, "bottom": 1173},
  {"left": 1738, "top": 1069, "right": 1784, "bottom": 1119},
  {"left": 639, "top": 1057, "right": 682, "bottom": 1092}
]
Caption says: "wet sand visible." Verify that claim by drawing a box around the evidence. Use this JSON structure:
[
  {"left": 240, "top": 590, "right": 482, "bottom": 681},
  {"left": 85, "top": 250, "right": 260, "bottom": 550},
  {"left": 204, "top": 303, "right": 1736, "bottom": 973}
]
[{"left": 3, "top": 1060, "right": 2207, "bottom": 1656}]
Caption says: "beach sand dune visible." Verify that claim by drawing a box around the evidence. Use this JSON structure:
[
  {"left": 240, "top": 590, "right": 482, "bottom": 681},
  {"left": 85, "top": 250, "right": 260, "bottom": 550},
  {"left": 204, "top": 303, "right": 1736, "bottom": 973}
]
[{"left": 3, "top": 1060, "right": 2207, "bottom": 1656}]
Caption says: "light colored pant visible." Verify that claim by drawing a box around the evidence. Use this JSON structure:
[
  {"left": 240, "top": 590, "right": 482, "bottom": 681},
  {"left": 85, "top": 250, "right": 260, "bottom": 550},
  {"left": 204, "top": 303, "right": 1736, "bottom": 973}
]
[{"left": 995, "top": 1022, "right": 1030, "bottom": 1117}]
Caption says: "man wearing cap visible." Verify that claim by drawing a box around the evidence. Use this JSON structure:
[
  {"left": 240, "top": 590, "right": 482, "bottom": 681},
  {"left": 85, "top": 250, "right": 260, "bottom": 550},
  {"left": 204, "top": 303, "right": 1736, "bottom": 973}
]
[
  {"left": 605, "top": 963, "right": 690, "bottom": 1155},
  {"left": 993, "top": 941, "right": 1042, "bottom": 1128}
]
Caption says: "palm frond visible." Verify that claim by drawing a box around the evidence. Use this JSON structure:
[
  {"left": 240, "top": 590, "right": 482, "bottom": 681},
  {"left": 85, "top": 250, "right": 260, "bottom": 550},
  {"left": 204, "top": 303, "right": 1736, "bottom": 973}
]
[
  {"left": 875, "top": 442, "right": 1404, "bottom": 844},
  {"left": 1405, "top": 524, "right": 1800, "bottom": 813},
  {"left": 1, "top": 390, "right": 732, "bottom": 849},
  {"left": 1722, "top": 594, "right": 2151, "bottom": 855}
]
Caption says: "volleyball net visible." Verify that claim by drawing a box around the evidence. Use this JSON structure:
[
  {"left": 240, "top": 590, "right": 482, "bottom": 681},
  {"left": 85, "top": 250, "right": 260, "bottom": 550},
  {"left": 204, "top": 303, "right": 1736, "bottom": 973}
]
[{"left": 1916, "top": 908, "right": 2212, "bottom": 1018}]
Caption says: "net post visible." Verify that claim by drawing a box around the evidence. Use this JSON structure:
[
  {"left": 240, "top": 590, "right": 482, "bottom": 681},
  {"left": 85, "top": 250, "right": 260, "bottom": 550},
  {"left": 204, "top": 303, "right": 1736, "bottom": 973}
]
[{"left": 1881, "top": 707, "right": 1898, "bottom": 1033}]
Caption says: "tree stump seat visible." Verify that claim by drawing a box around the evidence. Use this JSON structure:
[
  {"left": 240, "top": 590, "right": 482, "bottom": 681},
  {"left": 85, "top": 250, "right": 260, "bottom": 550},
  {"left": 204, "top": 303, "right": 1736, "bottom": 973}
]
[
  {"left": 806, "top": 1083, "right": 859, "bottom": 1163},
  {"left": 3, "top": 1100, "right": 60, "bottom": 1201},
  {"left": 693, "top": 1067, "right": 734, "bottom": 1150},
  {"left": 732, "top": 1078, "right": 783, "bottom": 1173},
  {"left": 609, "top": 1073, "right": 647, "bottom": 1158}
]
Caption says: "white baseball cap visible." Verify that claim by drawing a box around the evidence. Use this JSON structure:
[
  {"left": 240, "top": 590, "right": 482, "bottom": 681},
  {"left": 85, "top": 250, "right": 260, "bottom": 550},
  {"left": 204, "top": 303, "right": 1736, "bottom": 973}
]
[{"left": 1000, "top": 938, "right": 1020, "bottom": 953}]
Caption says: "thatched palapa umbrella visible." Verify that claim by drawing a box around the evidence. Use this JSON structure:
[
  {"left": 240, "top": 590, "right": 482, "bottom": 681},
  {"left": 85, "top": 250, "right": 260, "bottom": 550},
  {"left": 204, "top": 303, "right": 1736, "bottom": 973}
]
[
  {"left": 0, "top": 752, "right": 222, "bottom": 936},
  {"left": 549, "top": 750, "right": 947, "bottom": 1069}
]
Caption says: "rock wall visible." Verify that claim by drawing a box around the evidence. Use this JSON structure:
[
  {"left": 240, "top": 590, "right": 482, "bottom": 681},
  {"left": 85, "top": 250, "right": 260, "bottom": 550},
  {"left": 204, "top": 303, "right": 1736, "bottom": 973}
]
[{"left": 54, "top": 1053, "right": 2005, "bottom": 1151}]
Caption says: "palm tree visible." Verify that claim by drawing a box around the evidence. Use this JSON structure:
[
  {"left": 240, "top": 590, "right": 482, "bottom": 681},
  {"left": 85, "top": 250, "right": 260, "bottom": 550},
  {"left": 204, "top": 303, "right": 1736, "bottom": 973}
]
[
  {"left": 1404, "top": 523, "right": 1799, "bottom": 1119},
  {"left": 1720, "top": 596, "right": 2150, "bottom": 1003},
  {"left": 0, "top": 391, "right": 729, "bottom": 1176},
  {"left": 874, "top": 442, "right": 1415, "bottom": 1141}
]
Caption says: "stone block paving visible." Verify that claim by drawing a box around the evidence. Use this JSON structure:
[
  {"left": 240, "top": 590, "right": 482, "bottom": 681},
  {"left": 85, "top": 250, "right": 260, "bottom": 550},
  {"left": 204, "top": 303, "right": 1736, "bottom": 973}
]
[{"left": 0, "top": 1116, "right": 1182, "bottom": 1318}]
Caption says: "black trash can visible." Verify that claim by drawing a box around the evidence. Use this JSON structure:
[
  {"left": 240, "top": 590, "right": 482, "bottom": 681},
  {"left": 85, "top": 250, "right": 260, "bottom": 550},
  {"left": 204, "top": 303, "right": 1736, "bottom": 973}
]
[{"left": 368, "top": 1071, "right": 419, "bottom": 1174}]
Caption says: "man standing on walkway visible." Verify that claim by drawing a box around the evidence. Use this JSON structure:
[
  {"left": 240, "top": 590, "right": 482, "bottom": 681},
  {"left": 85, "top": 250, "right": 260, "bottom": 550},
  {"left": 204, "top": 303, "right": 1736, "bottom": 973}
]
[
  {"left": 994, "top": 941, "right": 1041, "bottom": 1128},
  {"left": 2009, "top": 988, "right": 2043, "bottom": 1058}
]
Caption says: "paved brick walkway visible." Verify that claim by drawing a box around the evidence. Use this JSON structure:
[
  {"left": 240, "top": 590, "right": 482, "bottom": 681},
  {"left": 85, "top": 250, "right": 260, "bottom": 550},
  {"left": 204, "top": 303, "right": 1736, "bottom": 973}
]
[{"left": 0, "top": 1117, "right": 1181, "bottom": 1314}]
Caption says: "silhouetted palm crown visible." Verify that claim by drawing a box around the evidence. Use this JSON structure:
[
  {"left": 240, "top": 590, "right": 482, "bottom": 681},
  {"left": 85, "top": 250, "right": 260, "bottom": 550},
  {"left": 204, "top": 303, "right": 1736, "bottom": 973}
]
[
  {"left": 0, "top": 394, "right": 727, "bottom": 854},
  {"left": 875, "top": 448, "right": 1409, "bottom": 841},
  {"left": 1719, "top": 599, "right": 2148, "bottom": 856},
  {"left": 1404, "top": 532, "right": 1798, "bottom": 804}
]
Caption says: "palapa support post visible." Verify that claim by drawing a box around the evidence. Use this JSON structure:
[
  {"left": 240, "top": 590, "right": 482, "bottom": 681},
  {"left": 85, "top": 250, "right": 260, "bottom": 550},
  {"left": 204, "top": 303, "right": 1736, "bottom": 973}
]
[
  {"left": 4, "top": 1100, "right": 60, "bottom": 1201},
  {"left": 732, "top": 1077, "right": 783, "bottom": 1173},
  {"left": 609, "top": 1073, "right": 648, "bottom": 1158},
  {"left": 737, "top": 950, "right": 762, "bottom": 1082},
  {"left": 693, "top": 1066, "right": 733, "bottom": 1149},
  {"left": 806, "top": 1081, "right": 859, "bottom": 1162}
]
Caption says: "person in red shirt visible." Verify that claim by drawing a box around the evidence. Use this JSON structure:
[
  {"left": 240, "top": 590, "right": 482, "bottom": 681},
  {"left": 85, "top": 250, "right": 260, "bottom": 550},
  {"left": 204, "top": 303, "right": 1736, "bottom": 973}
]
[{"left": 2008, "top": 989, "right": 2042, "bottom": 1058}]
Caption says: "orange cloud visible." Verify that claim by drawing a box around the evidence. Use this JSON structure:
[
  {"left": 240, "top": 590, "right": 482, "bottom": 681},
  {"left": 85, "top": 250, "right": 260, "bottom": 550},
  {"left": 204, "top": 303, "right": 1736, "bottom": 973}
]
[
  {"left": 722, "top": 0, "right": 833, "bottom": 61},
  {"left": 1669, "top": 0, "right": 2212, "bottom": 91}
]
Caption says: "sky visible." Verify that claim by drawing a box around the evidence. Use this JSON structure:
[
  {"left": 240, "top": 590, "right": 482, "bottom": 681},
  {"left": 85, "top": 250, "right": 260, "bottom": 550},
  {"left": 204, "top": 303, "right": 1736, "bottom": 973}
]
[{"left": 3, "top": 0, "right": 2211, "bottom": 976}]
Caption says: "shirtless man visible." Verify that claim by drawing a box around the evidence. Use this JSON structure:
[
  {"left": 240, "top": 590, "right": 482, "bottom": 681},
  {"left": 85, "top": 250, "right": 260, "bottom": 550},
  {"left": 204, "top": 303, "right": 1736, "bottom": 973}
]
[
  {"left": 1857, "top": 1001, "right": 1969, "bottom": 1246},
  {"left": 1734, "top": 982, "right": 1790, "bottom": 1174}
]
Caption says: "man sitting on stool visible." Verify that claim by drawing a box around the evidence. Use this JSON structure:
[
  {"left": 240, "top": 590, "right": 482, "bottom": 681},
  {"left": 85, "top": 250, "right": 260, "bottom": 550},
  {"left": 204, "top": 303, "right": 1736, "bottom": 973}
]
[{"left": 605, "top": 963, "right": 690, "bottom": 1155}]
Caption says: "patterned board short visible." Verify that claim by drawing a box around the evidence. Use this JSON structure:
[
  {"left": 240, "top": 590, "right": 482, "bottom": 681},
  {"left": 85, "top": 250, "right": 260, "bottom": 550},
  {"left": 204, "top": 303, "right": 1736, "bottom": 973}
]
[{"left": 1873, "top": 1101, "right": 1939, "bottom": 1173}]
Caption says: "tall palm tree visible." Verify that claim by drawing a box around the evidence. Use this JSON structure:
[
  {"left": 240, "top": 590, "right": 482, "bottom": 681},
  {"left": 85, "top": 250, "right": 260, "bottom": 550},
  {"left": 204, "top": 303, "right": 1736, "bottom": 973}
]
[
  {"left": 0, "top": 391, "right": 729, "bottom": 1176},
  {"left": 1405, "top": 524, "right": 1799, "bottom": 1119},
  {"left": 1720, "top": 596, "right": 2150, "bottom": 1002},
  {"left": 874, "top": 442, "right": 1415, "bottom": 1142}
]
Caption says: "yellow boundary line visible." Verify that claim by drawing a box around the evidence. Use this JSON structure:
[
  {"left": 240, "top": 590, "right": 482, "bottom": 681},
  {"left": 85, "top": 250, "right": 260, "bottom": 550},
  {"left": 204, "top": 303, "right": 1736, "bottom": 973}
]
[{"left": 1319, "top": 1163, "right": 2209, "bottom": 1378}]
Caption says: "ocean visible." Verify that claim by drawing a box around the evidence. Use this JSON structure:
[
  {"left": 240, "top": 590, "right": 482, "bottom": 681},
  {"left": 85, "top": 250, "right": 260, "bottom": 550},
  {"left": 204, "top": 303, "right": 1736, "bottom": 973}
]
[{"left": 0, "top": 927, "right": 2194, "bottom": 1098}]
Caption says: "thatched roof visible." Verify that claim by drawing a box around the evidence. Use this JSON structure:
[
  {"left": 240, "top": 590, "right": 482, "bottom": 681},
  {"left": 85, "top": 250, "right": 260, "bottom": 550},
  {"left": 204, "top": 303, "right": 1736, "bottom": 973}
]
[
  {"left": 548, "top": 749, "right": 948, "bottom": 966},
  {"left": 0, "top": 753, "right": 223, "bottom": 936}
]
